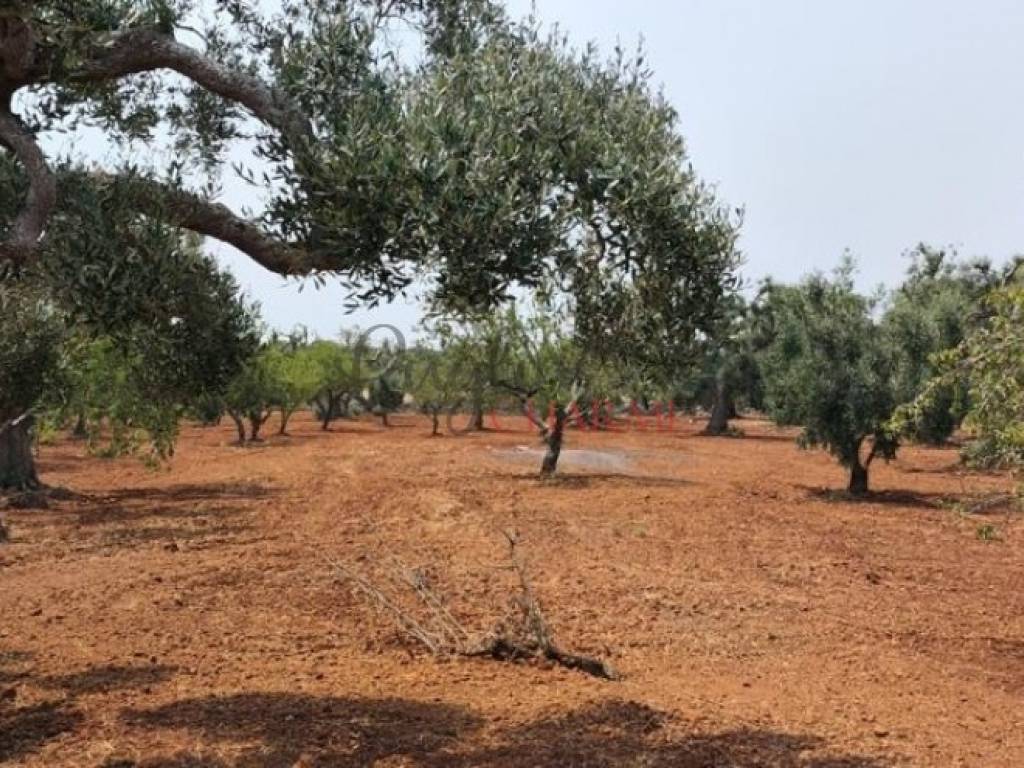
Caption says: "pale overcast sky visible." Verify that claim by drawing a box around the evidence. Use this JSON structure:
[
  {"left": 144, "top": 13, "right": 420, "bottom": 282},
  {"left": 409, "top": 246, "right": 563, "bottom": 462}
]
[{"left": 52, "top": 1, "right": 1024, "bottom": 337}]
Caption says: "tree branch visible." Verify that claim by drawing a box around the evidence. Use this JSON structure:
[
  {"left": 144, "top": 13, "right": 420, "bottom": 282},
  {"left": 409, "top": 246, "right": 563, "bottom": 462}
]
[
  {"left": 0, "top": 98, "right": 55, "bottom": 268},
  {"left": 2, "top": 18, "right": 321, "bottom": 272},
  {"left": 493, "top": 379, "right": 548, "bottom": 435},
  {"left": 109, "top": 175, "right": 329, "bottom": 276},
  {"left": 50, "top": 28, "right": 314, "bottom": 146}
]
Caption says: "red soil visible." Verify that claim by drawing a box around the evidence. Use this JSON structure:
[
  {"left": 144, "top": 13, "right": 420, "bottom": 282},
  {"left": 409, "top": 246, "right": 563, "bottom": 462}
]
[{"left": 1, "top": 414, "right": 1021, "bottom": 766}]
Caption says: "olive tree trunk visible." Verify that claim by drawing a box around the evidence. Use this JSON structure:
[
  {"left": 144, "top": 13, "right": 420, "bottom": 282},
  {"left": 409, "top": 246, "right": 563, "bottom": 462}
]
[
  {"left": 229, "top": 412, "right": 247, "bottom": 444},
  {"left": 249, "top": 411, "right": 267, "bottom": 442},
  {"left": 540, "top": 406, "right": 567, "bottom": 476},
  {"left": 704, "top": 369, "right": 733, "bottom": 436},
  {"left": 848, "top": 460, "right": 869, "bottom": 495},
  {"left": 278, "top": 408, "right": 294, "bottom": 436},
  {"left": 469, "top": 377, "right": 486, "bottom": 431},
  {"left": 0, "top": 414, "right": 40, "bottom": 491},
  {"left": 471, "top": 403, "right": 485, "bottom": 431}
]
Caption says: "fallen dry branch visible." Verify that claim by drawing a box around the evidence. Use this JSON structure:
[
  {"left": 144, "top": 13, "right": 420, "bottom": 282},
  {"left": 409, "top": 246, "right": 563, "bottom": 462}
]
[
  {"left": 328, "top": 535, "right": 619, "bottom": 681},
  {"left": 963, "top": 492, "right": 1022, "bottom": 516}
]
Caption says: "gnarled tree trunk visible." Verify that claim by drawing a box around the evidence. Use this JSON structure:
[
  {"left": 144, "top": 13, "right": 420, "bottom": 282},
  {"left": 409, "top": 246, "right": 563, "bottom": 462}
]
[
  {"left": 71, "top": 411, "right": 88, "bottom": 440},
  {"left": 0, "top": 413, "right": 40, "bottom": 491},
  {"left": 248, "top": 411, "right": 266, "bottom": 442},
  {"left": 540, "top": 406, "right": 567, "bottom": 476},
  {"left": 229, "top": 412, "right": 247, "bottom": 444},
  {"left": 278, "top": 408, "right": 294, "bottom": 436},
  {"left": 704, "top": 369, "right": 733, "bottom": 436},
  {"left": 848, "top": 460, "right": 869, "bottom": 495},
  {"left": 470, "top": 402, "right": 485, "bottom": 431},
  {"left": 320, "top": 395, "right": 333, "bottom": 430}
]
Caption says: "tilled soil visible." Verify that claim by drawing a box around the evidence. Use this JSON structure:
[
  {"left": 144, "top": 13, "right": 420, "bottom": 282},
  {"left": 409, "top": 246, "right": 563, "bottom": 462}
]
[{"left": 1, "top": 414, "right": 1021, "bottom": 767}]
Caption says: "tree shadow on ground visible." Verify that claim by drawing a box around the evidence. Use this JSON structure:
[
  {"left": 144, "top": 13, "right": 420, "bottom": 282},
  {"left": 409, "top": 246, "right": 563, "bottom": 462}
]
[
  {"left": 97, "top": 483, "right": 276, "bottom": 506},
  {"left": 120, "top": 692, "right": 483, "bottom": 767},
  {"left": 3, "top": 483, "right": 269, "bottom": 553},
  {"left": 37, "top": 664, "right": 177, "bottom": 696},
  {"left": 899, "top": 462, "right": 967, "bottom": 476},
  {"left": 799, "top": 486, "right": 945, "bottom": 511},
  {"left": 97, "top": 522, "right": 253, "bottom": 550},
  {"left": 715, "top": 432, "right": 797, "bottom": 443},
  {"left": 0, "top": 700, "right": 83, "bottom": 762},
  {"left": 116, "top": 695, "right": 892, "bottom": 768},
  {"left": 0, "top": 656, "right": 174, "bottom": 763},
  {"left": 427, "top": 700, "right": 894, "bottom": 768},
  {"left": 0, "top": 650, "right": 33, "bottom": 686},
  {"left": 72, "top": 482, "right": 275, "bottom": 528}
]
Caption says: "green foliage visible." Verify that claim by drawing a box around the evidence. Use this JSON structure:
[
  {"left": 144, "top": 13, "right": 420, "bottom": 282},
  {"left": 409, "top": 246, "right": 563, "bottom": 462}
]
[
  {"left": 305, "top": 338, "right": 363, "bottom": 426},
  {"left": 6, "top": 2, "right": 737, "bottom": 316},
  {"left": 51, "top": 238, "right": 258, "bottom": 458},
  {"left": 406, "top": 343, "right": 469, "bottom": 432},
  {"left": 759, "top": 261, "right": 899, "bottom": 491},
  {"left": 678, "top": 289, "right": 768, "bottom": 429},
  {"left": 895, "top": 284, "right": 1024, "bottom": 469},
  {"left": 53, "top": 336, "right": 182, "bottom": 459},
  {"left": 882, "top": 245, "right": 994, "bottom": 444},
  {"left": 368, "top": 373, "right": 404, "bottom": 422},
  {"left": 223, "top": 348, "right": 279, "bottom": 442},
  {"left": 429, "top": 312, "right": 517, "bottom": 424},
  {"left": 0, "top": 280, "right": 63, "bottom": 424},
  {"left": 956, "top": 286, "right": 1024, "bottom": 467},
  {"left": 0, "top": 217, "right": 261, "bottom": 461},
  {"left": 262, "top": 333, "right": 322, "bottom": 432}
]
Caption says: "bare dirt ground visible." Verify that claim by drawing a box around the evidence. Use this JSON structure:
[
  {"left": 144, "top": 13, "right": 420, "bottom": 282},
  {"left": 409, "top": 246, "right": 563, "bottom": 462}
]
[{"left": 1, "top": 413, "right": 1022, "bottom": 767}]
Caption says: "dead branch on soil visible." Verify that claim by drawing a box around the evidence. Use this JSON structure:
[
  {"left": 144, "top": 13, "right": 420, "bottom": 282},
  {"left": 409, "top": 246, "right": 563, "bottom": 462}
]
[
  {"left": 327, "top": 534, "right": 619, "bottom": 681},
  {"left": 962, "top": 492, "right": 1022, "bottom": 516}
]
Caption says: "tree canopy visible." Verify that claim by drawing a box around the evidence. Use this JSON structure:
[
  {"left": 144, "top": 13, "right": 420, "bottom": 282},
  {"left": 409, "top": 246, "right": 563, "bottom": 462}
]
[
  {"left": 1, "top": 0, "right": 737, "bottom": 325},
  {"left": 758, "top": 262, "right": 899, "bottom": 494}
]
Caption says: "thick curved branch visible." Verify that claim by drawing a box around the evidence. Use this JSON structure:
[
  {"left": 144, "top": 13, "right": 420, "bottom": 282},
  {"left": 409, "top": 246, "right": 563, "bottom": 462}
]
[
  {"left": 0, "top": 99, "right": 55, "bottom": 267},
  {"left": 61, "top": 29, "right": 314, "bottom": 146},
  {"left": 118, "top": 176, "right": 330, "bottom": 276},
  {"left": 0, "top": 19, "right": 325, "bottom": 271}
]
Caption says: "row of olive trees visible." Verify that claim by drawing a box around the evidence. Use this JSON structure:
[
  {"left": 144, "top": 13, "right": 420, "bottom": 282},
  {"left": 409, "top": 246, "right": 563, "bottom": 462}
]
[
  {"left": 408, "top": 244, "right": 1021, "bottom": 489},
  {"left": 700, "top": 247, "right": 1021, "bottom": 494},
  {"left": 212, "top": 329, "right": 409, "bottom": 444},
  {"left": 0, "top": 235, "right": 261, "bottom": 490}
]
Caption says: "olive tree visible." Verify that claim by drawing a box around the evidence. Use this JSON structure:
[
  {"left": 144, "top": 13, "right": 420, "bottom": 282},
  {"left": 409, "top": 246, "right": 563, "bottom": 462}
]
[
  {"left": 307, "top": 338, "right": 366, "bottom": 430},
  {"left": 406, "top": 342, "right": 471, "bottom": 436},
  {"left": 3, "top": 2, "right": 737, "bottom": 479},
  {"left": 0, "top": 281, "right": 62, "bottom": 490},
  {"left": 419, "top": 314, "right": 511, "bottom": 432},
  {"left": 418, "top": 34, "right": 742, "bottom": 460},
  {"left": 49, "top": 242, "right": 260, "bottom": 456},
  {"left": 759, "top": 263, "right": 899, "bottom": 495},
  {"left": 263, "top": 333, "right": 321, "bottom": 435},
  {"left": 368, "top": 374, "right": 404, "bottom": 427},
  {"left": 2, "top": 2, "right": 727, "bottom": 303},
  {"left": 687, "top": 291, "right": 769, "bottom": 436},
  {"left": 224, "top": 347, "right": 278, "bottom": 444},
  {"left": 893, "top": 277, "right": 1024, "bottom": 469},
  {"left": 882, "top": 245, "right": 997, "bottom": 444},
  {"left": 0, "top": 232, "right": 258, "bottom": 486}
]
